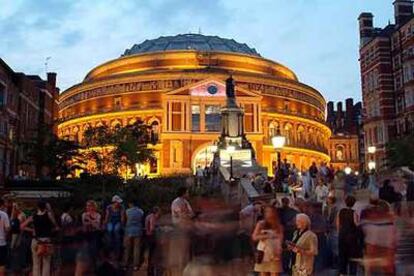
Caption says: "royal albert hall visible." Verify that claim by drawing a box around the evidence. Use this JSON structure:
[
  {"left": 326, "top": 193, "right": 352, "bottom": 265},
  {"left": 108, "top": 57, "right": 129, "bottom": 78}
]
[{"left": 58, "top": 34, "right": 331, "bottom": 176}]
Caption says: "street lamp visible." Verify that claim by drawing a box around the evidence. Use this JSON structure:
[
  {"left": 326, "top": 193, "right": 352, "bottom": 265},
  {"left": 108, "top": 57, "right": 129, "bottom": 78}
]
[
  {"left": 210, "top": 144, "right": 218, "bottom": 153},
  {"left": 271, "top": 127, "right": 286, "bottom": 182},
  {"left": 226, "top": 145, "right": 236, "bottom": 180},
  {"left": 367, "top": 146, "right": 376, "bottom": 154},
  {"left": 367, "top": 145, "right": 377, "bottom": 171},
  {"left": 368, "top": 161, "right": 376, "bottom": 171},
  {"left": 344, "top": 166, "right": 352, "bottom": 175}
]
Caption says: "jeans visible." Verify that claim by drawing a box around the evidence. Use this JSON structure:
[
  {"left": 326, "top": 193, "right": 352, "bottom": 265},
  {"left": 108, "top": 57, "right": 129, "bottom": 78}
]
[
  {"left": 107, "top": 222, "right": 122, "bottom": 252},
  {"left": 31, "top": 239, "right": 52, "bottom": 276},
  {"left": 122, "top": 236, "right": 141, "bottom": 267}
]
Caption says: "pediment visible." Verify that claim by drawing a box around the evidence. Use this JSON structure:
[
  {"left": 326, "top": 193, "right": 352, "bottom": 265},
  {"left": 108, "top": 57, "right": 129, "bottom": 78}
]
[{"left": 165, "top": 78, "right": 261, "bottom": 98}]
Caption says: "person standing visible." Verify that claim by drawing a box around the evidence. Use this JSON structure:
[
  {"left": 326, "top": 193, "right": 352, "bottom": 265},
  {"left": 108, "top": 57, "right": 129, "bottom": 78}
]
[
  {"left": 252, "top": 205, "right": 283, "bottom": 276},
  {"left": 287, "top": 213, "right": 318, "bottom": 276},
  {"left": 337, "top": 196, "right": 362, "bottom": 276},
  {"left": 122, "top": 200, "right": 144, "bottom": 271},
  {"left": 0, "top": 199, "right": 10, "bottom": 276},
  {"left": 171, "top": 187, "right": 194, "bottom": 274},
  {"left": 314, "top": 181, "right": 329, "bottom": 204},
  {"left": 104, "top": 195, "right": 125, "bottom": 254},
  {"left": 195, "top": 166, "right": 204, "bottom": 187},
  {"left": 76, "top": 200, "right": 102, "bottom": 275},
  {"left": 379, "top": 179, "right": 402, "bottom": 216},
  {"left": 309, "top": 162, "right": 319, "bottom": 192},
  {"left": 21, "top": 201, "right": 57, "bottom": 276},
  {"left": 145, "top": 206, "right": 161, "bottom": 276}
]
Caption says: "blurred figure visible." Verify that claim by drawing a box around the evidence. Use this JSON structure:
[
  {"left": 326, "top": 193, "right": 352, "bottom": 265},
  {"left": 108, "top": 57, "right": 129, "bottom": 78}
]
[
  {"left": 407, "top": 178, "right": 414, "bottom": 217},
  {"left": 314, "top": 180, "right": 329, "bottom": 204},
  {"left": 0, "top": 199, "right": 10, "bottom": 276},
  {"left": 360, "top": 199, "right": 397, "bottom": 275},
  {"left": 240, "top": 201, "right": 263, "bottom": 235},
  {"left": 287, "top": 213, "right": 318, "bottom": 276},
  {"left": 337, "top": 196, "right": 362, "bottom": 276},
  {"left": 21, "top": 201, "right": 58, "bottom": 276},
  {"left": 308, "top": 162, "right": 318, "bottom": 191},
  {"left": 122, "top": 200, "right": 144, "bottom": 271},
  {"left": 170, "top": 187, "right": 194, "bottom": 274},
  {"left": 76, "top": 200, "right": 102, "bottom": 275},
  {"left": 278, "top": 198, "right": 298, "bottom": 272},
  {"left": 195, "top": 165, "right": 204, "bottom": 186},
  {"left": 10, "top": 203, "right": 25, "bottom": 249},
  {"left": 252, "top": 205, "right": 283, "bottom": 276},
  {"left": 145, "top": 206, "right": 161, "bottom": 276},
  {"left": 379, "top": 179, "right": 402, "bottom": 216},
  {"left": 323, "top": 196, "right": 339, "bottom": 268}
]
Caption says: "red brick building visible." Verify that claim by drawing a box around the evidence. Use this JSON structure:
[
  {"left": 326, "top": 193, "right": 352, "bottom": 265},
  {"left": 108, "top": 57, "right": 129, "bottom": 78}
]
[
  {"left": 0, "top": 59, "right": 58, "bottom": 183},
  {"left": 327, "top": 99, "right": 363, "bottom": 171},
  {"left": 359, "top": 0, "right": 414, "bottom": 169}
]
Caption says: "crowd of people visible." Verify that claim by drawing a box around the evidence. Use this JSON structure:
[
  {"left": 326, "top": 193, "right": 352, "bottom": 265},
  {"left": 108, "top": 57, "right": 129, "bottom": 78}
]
[
  {"left": 238, "top": 161, "right": 414, "bottom": 276},
  {"left": 0, "top": 161, "right": 412, "bottom": 276},
  {"left": 0, "top": 195, "right": 164, "bottom": 276}
]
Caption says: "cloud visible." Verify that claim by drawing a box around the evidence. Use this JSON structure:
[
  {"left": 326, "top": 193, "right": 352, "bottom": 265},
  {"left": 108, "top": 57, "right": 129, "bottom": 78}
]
[{"left": 0, "top": 0, "right": 392, "bottom": 101}]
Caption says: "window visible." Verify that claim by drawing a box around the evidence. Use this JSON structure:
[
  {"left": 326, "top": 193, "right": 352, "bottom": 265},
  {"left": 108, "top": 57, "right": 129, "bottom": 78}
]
[
  {"left": 114, "top": 96, "right": 122, "bottom": 110},
  {"left": 205, "top": 105, "right": 221, "bottom": 132},
  {"left": 244, "top": 104, "right": 254, "bottom": 132},
  {"left": 191, "top": 105, "right": 200, "bottom": 132},
  {"left": 0, "top": 84, "right": 5, "bottom": 106},
  {"left": 171, "top": 102, "right": 182, "bottom": 131}
]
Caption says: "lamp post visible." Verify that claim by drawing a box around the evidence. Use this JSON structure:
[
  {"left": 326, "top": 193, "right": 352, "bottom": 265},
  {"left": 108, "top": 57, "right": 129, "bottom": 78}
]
[
  {"left": 226, "top": 145, "right": 236, "bottom": 180},
  {"left": 367, "top": 146, "right": 376, "bottom": 172},
  {"left": 271, "top": 127, "right": 286, "bottom": 182}
]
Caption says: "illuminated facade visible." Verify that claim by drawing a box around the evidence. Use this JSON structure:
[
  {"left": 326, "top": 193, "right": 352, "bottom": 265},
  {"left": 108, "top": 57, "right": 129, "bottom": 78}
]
[{"left": 57, "top": 34, "right": 331, "bottom": 176}]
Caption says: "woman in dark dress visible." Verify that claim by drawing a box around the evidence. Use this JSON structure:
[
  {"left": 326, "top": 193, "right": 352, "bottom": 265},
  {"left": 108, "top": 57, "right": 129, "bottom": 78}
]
[{"left": 337, "top": 196, "right": 362, "bottom": 276}]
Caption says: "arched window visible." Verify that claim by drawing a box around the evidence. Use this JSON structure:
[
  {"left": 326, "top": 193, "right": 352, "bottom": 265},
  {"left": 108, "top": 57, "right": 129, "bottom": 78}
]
[
  {"left": 297, "top": 125, "right": 305, "bottom": 145},
  {"left": 336, "top": 145, "right": 345, "bottom": 161},
  {"left": 284, "top": 123, "right": 293, "bottom": 145},
  {"left": 150, "top": 120, "right": 160, "bottom": 143}
]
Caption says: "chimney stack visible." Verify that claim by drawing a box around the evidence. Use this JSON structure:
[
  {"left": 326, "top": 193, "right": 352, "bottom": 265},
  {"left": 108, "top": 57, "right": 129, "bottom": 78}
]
[
  {"left": 394, "top": 0, "right": 413, "bottom": 25},
  {"left": 358, "top": 13, "right": 374, "bottom": 47},
  {"left": 47, "top": 72, "right": 57, "bottom": 89}
]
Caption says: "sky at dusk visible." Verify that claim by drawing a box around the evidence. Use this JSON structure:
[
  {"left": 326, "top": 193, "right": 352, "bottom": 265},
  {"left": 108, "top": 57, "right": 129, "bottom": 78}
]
[{"left": 0, "top": 0, "right": 393, "bottom": 102}]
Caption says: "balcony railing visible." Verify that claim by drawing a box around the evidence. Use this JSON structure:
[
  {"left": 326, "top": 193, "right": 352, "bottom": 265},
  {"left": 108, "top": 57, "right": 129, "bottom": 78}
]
[
  {"left": 263, "top": 136, "right": 329, "bottom": 155},
  {"left": 59, "top": 103, "right": 162, "bottom": 123},
  {"left": 261, "top": 107, "right": 325, "bottom": 123}
]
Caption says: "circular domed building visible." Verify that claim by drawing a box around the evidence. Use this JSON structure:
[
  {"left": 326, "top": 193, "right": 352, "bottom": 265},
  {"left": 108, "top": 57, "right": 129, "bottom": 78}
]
[{"left": 58, "top": 34, "right": 331, "bottom": 176}]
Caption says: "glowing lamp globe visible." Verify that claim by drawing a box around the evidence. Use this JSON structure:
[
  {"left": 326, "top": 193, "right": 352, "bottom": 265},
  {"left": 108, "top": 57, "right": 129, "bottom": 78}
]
[
  {"left": 344, "top": 167, "right": 352, "bottom": 175},
  {"left": 367, "top": 146, "right": 376, "bottom": 154},
  {"left": 272, "top": 135, "right": 286, "bottom": 149}
]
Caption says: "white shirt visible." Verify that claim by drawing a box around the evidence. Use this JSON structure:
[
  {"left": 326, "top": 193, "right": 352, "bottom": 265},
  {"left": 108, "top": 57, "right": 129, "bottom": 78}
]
[
  {"left": 0, "top": 210, "right": 10, "bottom": 246},
  {"left": 171, "top": 197, "right": 194, "bottom": 225},
  {"left": 315, "top": 185, "right": 329, "bottom": 203}
]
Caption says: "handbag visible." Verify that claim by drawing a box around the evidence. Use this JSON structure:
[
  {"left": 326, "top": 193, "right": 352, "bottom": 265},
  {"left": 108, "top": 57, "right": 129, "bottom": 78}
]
[
  {"left": 255, "top": 249, "right": 264, "bottom": 264},
  {"left": 36, "top": 241, "right": 54, "bottom": 257}
]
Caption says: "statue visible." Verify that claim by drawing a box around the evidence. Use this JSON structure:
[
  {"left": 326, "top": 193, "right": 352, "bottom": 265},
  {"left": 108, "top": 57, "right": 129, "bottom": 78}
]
[{"left": 225, "top": 76, "right": 235, "bottom": 98}]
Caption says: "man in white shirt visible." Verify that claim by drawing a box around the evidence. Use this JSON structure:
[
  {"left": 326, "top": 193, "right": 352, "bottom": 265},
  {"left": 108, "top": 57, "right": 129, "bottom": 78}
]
[
  {"left": 0, "top": 199, "right": 10, "bottom": 276},
  {"left": 171, "top": 187, "right": 194, "bottom": 226},
  {"left": 315, "top": 181, "right": 329, "bottom": 203}
]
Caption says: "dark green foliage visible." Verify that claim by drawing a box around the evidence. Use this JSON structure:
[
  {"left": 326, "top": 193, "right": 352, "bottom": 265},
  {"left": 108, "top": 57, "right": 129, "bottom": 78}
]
[
  {"left": 62, "top": 175, "right": 189, "bottom": 213},
  {"left": 386, "top": 134, "right": 414, "bottom": 170}
]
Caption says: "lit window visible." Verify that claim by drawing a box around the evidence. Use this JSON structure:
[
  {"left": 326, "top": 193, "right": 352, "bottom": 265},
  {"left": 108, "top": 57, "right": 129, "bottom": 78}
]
[
  {"left": 205, "top": 105, "right": 221, "bottom": 132},
  {"left": 192, "top": 105, "right": 200, "bottom": 132}
]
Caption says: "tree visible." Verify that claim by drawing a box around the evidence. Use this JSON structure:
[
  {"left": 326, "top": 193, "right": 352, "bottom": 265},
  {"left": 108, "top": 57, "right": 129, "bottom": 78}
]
[
  {"left": 23, "top": 125, "right": 84, "bottom": 179},
  {"left": 82, "top": 121, "right": 155, "bottom": 177},
  {"left": 386, "top": 134, "right": 414, "bottom": 170}
]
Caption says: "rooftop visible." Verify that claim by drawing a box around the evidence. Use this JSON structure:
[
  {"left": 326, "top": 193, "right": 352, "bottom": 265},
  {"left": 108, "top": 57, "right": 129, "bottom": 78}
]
[{"left": 122, "top": 34, "right": 261, "bottom": 57}]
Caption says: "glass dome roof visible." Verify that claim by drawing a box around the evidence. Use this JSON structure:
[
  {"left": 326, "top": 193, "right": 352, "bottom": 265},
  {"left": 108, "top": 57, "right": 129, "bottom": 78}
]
[{"left": 122, "top": 34, "right": 260, "bottom": 57}]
